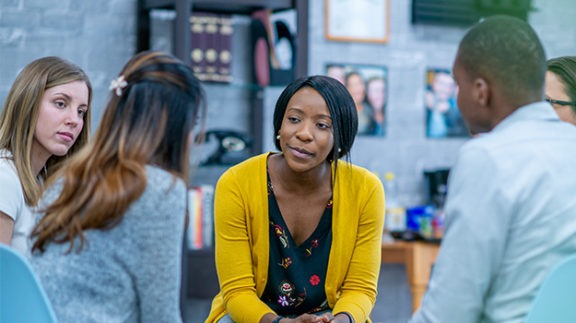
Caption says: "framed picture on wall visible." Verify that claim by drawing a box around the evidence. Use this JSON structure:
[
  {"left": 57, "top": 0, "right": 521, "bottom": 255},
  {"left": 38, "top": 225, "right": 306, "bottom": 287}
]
[
  {"left": 425, "top": 68, "right": 469, "bottom": 138},
  {"left": 326, "top": 63, "right": 388, "bottom": 137},
  {"left": 325, "top": 0, "right": 390, "bottom": 43}
]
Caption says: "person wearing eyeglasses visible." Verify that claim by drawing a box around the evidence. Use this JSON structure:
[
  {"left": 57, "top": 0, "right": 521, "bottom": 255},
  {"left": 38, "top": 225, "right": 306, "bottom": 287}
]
[{"left": 546, "top": 56, "right": 576, "bottom": 125}]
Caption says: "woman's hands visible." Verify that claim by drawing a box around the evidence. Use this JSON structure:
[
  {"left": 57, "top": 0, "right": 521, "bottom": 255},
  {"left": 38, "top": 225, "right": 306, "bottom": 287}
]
[{"left": 281, "top": 312, "right": 351, "bottom": 323}]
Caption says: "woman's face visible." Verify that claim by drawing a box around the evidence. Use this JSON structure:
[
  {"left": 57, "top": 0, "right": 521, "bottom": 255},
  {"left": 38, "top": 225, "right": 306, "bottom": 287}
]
[
  {"left": 346, "top": 74, "right": 366, "bottom": 106},
  {"left": 278, "top": 87, "right": 334, "bottom": 173},
  {"left": 33, "top": 80, "right": 89, "bottom": 161},
  {"left": 546, "top": 71, "right": 576, "bottom": 125},
  {"left": 367, "top": 78, "right": 386, "bottom": 110}
]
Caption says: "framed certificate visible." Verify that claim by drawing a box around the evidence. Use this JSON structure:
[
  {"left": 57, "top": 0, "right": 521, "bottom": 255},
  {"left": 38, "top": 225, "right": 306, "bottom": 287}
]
[{"left": 325, "top": 0, "right": 390, "bottom": 43}]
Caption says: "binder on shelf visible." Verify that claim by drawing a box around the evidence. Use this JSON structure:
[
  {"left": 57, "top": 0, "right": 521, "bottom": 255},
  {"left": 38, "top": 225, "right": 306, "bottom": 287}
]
[
  {"left": 189, "top": 12, "right": 233, "bottom": 84},
  {"left": 190, "top": 13, "right": 207, "bottom": 81},
  {"left": 186, "top": 185, "right": 215, "bottom": 250},
  {"left": 217, "top": 14, "right": 233, "bottom": 83},
  {"left": 204, "top": 13, "right": 219, "bottom": 81}
]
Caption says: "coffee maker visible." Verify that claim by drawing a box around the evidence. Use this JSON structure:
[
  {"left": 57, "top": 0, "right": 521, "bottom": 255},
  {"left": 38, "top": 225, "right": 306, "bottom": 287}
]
[{"left": 423, "top": 168, "right": 450, "bottom": 209}]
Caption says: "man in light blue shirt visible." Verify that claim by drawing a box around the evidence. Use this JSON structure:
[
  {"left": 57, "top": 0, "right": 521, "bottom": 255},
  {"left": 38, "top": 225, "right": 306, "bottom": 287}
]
[{"left": 410, "top": 15, "right": 576, "bottom": 323}]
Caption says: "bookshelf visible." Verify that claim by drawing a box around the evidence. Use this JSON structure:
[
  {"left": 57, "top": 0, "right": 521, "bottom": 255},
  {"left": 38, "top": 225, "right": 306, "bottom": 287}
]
[
  {"left": 137, "top": 0, "right": 309, "bottom": 154},
  {"left": 135, "top": 0, "right": 310, "bottom": 311}
]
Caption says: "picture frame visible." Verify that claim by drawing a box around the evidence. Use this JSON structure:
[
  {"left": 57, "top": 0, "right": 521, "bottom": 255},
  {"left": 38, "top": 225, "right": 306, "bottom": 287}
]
[
  {"left": 424, "top": 68, "right": 469, "bottom": 138},
  {"left": 325, "top": 63, "right": 388, "bottom": 137},
  {"left": 325, "top": 0, "right": 390, "bottom": 43}
]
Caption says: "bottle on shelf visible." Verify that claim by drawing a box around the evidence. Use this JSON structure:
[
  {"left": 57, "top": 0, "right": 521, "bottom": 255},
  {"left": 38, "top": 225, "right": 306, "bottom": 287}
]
[{"left": 383, "top": 172, "right": 406, "bottom": 238}]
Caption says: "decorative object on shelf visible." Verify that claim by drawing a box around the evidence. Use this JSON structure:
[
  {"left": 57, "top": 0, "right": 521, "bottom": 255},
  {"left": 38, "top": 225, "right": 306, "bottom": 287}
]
[
  {"left": 325, "top": 0, "right": 390, "bottom": 43},
  {"left": 195, "top": 129, "right": 253, "bottom": 166},
  {"left": 189, "top": 12, "right": 233, "bottom": 83},
  {"left": 251, "top": 9, "right": 297, "bottom": 86},
  {"left": 325, "top": 63, "right": 388, "bottom": 137}
]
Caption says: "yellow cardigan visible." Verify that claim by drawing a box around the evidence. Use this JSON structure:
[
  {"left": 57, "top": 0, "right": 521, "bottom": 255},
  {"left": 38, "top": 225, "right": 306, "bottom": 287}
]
[{"left": 205, "top": 153, "right": 385, "bottom": 323}]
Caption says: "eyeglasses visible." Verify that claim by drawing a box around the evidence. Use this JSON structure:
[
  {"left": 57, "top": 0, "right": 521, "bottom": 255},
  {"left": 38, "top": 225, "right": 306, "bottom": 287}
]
[{"left": 545, "top": 97, "right": 576, "bottom": 107}]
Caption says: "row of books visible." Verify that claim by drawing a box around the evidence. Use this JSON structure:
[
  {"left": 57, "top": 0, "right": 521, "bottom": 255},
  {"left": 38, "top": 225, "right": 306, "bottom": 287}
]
[
  {"left": 187, "top": 185, "right": 214, "bottom": 250},
  {"left": 190, "top": 12, "right": 233, "bottom": 83}
]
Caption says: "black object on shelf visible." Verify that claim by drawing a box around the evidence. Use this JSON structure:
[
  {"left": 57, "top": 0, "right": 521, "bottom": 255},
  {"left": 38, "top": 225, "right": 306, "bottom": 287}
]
[
  {"left": 197, "top": 129, "right": 253, "bottom": 166},
  {"left": 423, "top": 168, "right": 450, "bottom": 209}
]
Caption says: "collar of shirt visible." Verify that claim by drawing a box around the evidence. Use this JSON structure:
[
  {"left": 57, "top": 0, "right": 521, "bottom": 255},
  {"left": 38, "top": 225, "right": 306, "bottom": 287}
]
[{"left": 492, "top": 101, "right": 560, "bottom": 134}]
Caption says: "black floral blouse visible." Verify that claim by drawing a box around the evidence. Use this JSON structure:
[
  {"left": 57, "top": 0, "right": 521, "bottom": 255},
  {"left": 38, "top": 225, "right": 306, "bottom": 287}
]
[{"left": 260, "top": 173, "right": 333, "bottom": 316}]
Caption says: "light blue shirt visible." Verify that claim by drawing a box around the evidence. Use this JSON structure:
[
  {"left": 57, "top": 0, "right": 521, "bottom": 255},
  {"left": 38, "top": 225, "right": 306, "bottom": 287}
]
[{"left": 410, "top": 102, "right": 576, "bottom": 323}]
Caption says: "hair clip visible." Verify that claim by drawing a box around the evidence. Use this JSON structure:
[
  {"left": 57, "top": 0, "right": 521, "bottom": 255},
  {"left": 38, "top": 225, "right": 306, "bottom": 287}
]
[{"left": 109, "top": 75, "right": 128, "bottom": 96}]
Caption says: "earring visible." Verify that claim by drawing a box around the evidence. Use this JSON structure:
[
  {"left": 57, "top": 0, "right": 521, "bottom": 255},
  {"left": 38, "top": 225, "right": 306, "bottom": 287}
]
[
  {"left": 276, "top": 134, "right": 280, "bottom": 140},
  {"left": 338, "top": 148, "right": 342, "bottom": 153}
]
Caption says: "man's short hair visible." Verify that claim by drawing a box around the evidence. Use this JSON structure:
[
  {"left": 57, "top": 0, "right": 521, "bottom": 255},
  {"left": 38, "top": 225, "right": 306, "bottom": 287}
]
[{"left": 457, "top": 15, "right": 546, "bottom": 101}]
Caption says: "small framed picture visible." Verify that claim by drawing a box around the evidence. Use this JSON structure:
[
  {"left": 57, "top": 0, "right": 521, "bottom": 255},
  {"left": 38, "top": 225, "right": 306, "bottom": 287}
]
[
  {"left": 425, "top": 68, "right": 469, "bottom": 138},
  {"left": 325, "top": 0, "right": 390, "bottom": 43},
  {"left": 326, "top": 63, "right": 388, "bottom": 137}
]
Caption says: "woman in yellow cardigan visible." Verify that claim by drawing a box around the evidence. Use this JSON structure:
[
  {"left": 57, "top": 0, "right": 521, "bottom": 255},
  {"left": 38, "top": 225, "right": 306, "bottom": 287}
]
[{"left": 206, "top": 75, "right": 385, "bottom": 323}]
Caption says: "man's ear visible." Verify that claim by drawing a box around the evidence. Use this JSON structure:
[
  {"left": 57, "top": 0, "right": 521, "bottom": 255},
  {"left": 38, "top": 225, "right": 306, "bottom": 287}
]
[{"left": 473, "top": 78, "right": 490, "bottom": 106}]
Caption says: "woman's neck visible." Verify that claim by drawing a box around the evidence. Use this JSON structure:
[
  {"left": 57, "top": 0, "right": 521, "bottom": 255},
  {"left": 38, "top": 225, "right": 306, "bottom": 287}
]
[
  {"left": 30, "top": 143, "right": 52, "bottom": 177},
  {"left": 273, "top": 154, "right": 332, "bottom": 194}
]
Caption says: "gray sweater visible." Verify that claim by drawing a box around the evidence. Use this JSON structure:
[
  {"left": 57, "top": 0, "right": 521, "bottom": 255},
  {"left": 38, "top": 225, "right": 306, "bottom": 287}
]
[{"left": 31, "top": 166, "right": 187, "bottom": 323}]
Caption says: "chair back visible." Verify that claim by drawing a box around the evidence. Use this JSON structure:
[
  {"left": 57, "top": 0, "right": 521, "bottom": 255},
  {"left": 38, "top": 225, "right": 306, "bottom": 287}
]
[
  {"left": 0, "top": 244, "right": 57, "bottom": 323},
  {"left": 525, "top": 254, "right": 576, "bottom": 323}
]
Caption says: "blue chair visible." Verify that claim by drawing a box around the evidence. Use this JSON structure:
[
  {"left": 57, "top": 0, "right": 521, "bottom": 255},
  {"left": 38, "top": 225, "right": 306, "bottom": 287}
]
[
  {"left": 524, "top": 254, "right": 576, "bottom": 323},
  {"left": 0, "top": 244, "right": 57, "bottom": 323}
]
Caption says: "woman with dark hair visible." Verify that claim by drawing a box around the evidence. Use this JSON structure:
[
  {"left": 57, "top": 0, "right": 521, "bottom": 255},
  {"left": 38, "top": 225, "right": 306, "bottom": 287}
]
[
  {"left": 546, "top": 56, "right": 576, "bottom": 125},
  {"left": 0, "top": 56, "right": 92, "bottom": 257},
  {"left": 206, "top": 75, "right": 385, "bottom": 323},
  {"left": 30, "top": 51, "right": 206, "bottom": 322}
]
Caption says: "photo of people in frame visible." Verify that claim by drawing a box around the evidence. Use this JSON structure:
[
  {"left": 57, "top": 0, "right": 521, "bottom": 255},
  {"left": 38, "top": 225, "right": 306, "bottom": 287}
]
[
  {"left": 425, "top": 68, "right": 469, "bottom": 138},
  {"left": 326, "top": 63, "right": 387, "bottom": 136}
]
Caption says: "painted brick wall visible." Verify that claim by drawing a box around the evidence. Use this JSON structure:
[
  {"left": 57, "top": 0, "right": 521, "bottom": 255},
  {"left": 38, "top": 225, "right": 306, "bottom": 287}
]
[{"left": 0, "top": 0, "right": 136, "bottom": 128}]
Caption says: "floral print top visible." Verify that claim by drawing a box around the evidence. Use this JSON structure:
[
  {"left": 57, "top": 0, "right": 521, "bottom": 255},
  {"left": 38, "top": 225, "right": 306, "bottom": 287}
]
[{"left": 260, "top": 173, "right": 333, "bottom": 316}]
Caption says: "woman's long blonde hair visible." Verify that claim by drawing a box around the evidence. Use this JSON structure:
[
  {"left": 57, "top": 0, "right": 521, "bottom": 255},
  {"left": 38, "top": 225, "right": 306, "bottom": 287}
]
[
  {"left": 32, "top": 51, "right": 206, "bottom": 253},
  {"left": 0, "top": 56, "right": 92, "bottom": 206}
]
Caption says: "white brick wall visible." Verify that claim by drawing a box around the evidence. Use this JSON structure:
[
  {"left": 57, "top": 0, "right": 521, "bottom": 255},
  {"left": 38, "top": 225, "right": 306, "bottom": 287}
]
[{"left": 0, "top": 0, "right": 136, "bottom": 128}]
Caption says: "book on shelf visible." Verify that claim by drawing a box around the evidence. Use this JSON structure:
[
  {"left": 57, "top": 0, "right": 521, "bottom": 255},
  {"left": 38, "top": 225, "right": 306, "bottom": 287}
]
[
  {"left": 189, "top": 12, "right": 233, "bottom": 83},
  {"left": 187, "top": 185, "right": 214, "bottom": 250}
]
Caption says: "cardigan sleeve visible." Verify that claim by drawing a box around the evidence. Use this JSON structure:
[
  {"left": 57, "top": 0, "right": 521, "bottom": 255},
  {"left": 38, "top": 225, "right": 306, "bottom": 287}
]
[
  {"left": 332, "top": 168, "right": 386, "bottom": 322},
  {"left": 213, "top": 167, "right": 274, "bottom": 323}
]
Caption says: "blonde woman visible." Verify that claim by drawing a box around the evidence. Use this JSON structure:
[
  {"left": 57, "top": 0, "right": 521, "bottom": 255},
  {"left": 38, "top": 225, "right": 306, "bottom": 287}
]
[{"left": 0, "top": 56, "right": 92, "bottom": 256}]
